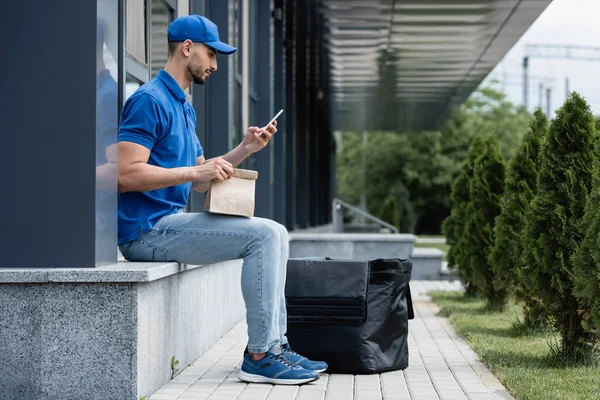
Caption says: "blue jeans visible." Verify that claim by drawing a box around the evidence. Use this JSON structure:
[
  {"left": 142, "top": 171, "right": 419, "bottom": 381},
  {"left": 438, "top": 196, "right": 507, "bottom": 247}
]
[{"left": 119, "top": 211, "right": 289, "bottom": 353}]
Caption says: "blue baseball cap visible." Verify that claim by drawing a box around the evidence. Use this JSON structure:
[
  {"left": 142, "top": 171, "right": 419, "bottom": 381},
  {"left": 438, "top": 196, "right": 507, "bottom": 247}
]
[{"left": 168, "top": 14, "right": 237, "bottom": 55}]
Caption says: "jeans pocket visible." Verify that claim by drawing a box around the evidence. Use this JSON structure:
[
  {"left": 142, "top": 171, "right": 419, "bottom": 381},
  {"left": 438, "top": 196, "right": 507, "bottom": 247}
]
[
  {"left": 151, "top": 210, "right": 183, "bottom": 231},
  {"left": 129, "top": 237, "right": 168, "bottom": 262},
  {"left": 119, "top": 241, "right": 135, "bottom": 260}
]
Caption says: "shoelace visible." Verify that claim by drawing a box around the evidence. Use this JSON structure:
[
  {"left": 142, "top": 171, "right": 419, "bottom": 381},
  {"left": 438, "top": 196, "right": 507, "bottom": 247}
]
[
  {"left": 269, "top": 353, "right": 296, "bottom": 368},
  {"left": 282, "top": 347, "right": 303, "bottom": 359}
]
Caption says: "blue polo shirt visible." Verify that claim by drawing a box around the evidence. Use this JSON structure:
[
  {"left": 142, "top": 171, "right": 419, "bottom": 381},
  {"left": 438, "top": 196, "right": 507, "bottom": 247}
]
[{"left": 117, "top": 69, "right": 203, "bottom": 245}]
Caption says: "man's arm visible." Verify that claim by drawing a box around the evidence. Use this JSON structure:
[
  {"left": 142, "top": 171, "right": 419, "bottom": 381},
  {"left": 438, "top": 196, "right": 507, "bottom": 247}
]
[
  {"left": 118, "top": 142, "right": 232, "bottom": 193},
  {"left": 191, "top": 121, "right": 279, "bottom": 192},
  {"left": 191, "top": 144, "right": 255, "bottom": 192},
  {"left": 221, "top": 144, "right": 253, "bottom": 167},
  {"left": 192, "top": 155, "right": 210, "bottom": 192}
]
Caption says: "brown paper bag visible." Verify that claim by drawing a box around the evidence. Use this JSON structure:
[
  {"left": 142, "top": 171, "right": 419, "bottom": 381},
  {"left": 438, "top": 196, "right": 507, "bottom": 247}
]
[{"left": 204, "top": 168, "right": 259, "bottom": 217}]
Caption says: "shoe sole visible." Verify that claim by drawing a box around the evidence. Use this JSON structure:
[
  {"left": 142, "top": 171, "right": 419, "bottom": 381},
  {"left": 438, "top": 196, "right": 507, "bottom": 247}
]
[{"left": 238, "top": 370, "right": 320, "bottom": 385}]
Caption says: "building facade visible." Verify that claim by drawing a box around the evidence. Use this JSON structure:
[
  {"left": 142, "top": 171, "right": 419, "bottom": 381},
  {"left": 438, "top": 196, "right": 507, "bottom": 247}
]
[{"left": 1, "top": 0, "right": 334, "bottom": 268}]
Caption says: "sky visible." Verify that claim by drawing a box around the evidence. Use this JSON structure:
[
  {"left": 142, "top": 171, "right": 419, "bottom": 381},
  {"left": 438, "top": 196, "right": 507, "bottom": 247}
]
[{"left": 482, "top": 0, "right": 600, "bottom": 117}]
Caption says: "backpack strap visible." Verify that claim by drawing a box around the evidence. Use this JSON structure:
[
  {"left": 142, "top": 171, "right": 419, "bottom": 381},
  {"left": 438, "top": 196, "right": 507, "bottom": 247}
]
[{"left": 407, "top": 284, "right": 414, "bottom": 320}]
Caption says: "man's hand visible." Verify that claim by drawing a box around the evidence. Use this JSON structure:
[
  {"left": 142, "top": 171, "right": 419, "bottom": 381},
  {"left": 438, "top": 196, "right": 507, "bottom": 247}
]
[
  {"left": 190, "top": 120, "right": 278, "bottom": 192},
  {"left": 193, "top": 157, "right": 233, "bottom": 183},
  {"left": 241, "top": 120, "right": 277, "bottom": 154}
]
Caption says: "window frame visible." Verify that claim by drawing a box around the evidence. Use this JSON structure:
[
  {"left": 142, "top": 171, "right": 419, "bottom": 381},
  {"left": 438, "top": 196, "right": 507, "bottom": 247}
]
[
  {"left": 125, "top": 0, "right": 150, "bottom": 71},
  {"left": 150, "top": 0, "right": 176, "bottom": 78},
  {"left": 123, "top": 0, "right": 177, "bottom": 88}
]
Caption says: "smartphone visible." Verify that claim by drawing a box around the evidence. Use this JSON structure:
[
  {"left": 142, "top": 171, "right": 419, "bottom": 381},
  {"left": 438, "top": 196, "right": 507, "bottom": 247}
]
[{"left": 261, "top": 109, "right": 284, "bottom": 135}]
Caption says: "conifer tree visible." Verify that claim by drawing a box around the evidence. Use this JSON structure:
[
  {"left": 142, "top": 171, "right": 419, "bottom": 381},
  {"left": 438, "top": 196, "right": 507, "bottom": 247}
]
[
  {"left": 442, "top": 135, "right": 486, "bottom": 295},
  {"left": 379, "top": 195, "right": 400, "bottom": 231},
  {"left": 521, "top": 93, "right": 596, "bottom": 359},
  {"left": 571, "top": 114, "right": 600, "bottom": 346},
  {"left": 489, "top": 109, "right": 548, "bottom": 324},
  {"left": 462, "top": 136, "right": 506, "bottom": 310}
]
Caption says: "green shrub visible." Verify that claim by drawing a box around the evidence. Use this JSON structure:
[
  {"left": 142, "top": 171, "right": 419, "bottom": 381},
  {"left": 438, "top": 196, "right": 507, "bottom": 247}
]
[
  {"left": 378, "top": 195, "right": 400, "bottom": 231},
  {"left": 442, "top": 135, "right": 486, "bottom": 296},
  {"left": 390, "top": 181, "right": 417, "bottom": 233},
  {"left": 489, "top": 109, "right": 548, "bottom": 324},
  {"left": 571, "top": 115, "right": 600, "bottom": 347},
  {"left": 461, "top": 136, "right": 506, "bottom": 310},
  {"left": 521, "top": 92, "right": 597, "bottom": 360}
]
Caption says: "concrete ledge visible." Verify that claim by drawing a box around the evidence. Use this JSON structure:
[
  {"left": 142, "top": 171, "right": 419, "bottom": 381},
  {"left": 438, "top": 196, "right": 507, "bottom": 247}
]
[
  {"left": 289, "top": 233, "right": 416, "bottom": 260},
  {"left": 0, "top": 259, "right": 245, "bottom": 400},
  {"left": 290, "top": 232, "right": 417, "bottom": 242},
  {"left": 441, "top": 261, "right": 460, "bottom": 280},
  {"left": 0, "top": 261, "right": 200, "bottom": 283},
  {"left": 410, "top": 247, "right": 445, "bottom": 280},
  {"left": 411, "top": 247, "right": 445, "bottom": 258}
]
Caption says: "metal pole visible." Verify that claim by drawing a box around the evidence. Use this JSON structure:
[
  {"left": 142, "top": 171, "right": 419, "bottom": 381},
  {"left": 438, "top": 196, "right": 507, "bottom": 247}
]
[
  {"left": 523, "top": 56, "right": 529, "bottom": 110},
  {"left": 332, "top": 200, "right": 343, "bottom": 233},
  {"left": 538, "top": 82, "right": 544, "bottom": 108},
  {"left": 546, "top": 87, "right": 552, "bottom": 117},
  {"left": 360, "top": 130, "right": 367, "bottom": 223},
  {"left": 565, "top": 76, "right": 570, "bottom": 99}
]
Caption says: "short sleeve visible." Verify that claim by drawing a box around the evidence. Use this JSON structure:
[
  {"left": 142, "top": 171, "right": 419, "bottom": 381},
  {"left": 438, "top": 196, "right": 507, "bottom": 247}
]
[{"left": 118, "top": 94, "right": 165, "bottom": 150}]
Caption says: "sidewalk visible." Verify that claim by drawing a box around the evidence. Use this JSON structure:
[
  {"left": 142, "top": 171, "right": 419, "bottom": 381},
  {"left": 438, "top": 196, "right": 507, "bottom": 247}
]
[{"left": 148, "top": 281, "right": 513, "bottom": 400}]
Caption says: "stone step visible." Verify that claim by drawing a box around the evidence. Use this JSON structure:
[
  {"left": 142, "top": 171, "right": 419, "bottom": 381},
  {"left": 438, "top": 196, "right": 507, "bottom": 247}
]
[
  {"left": 0, "top": 259, "right": 245, "bottom": 400},
  {"left": 410, "top": 247, "right": 448, "bottom": 281},
  {"left": 289, "top": 232, "right": 417, "bottom": 260}
]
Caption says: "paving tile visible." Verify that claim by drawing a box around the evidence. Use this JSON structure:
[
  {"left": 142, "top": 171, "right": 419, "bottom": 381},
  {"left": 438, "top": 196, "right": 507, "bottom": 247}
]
[
  {"left": 207, "top": 396, "right": 242, "bottom": 400},
  {"left": 146, "top": 281, "right": 515, "bottom": 400},
  {"left": 149, "top": 394, "right": 179, "bottom": 400},
  {"left": 237, "top": 394, "right": 270, "bottom": 400},
  {"left": 264, "top": 385, "right": 298, "bottom": 400},
  {"left": 177, "top": 394, "right": 211, "bottom": 400}
]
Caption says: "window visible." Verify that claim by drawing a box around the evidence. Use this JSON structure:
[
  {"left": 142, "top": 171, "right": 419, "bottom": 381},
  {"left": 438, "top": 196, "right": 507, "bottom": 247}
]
[
  {"left": 125, "top": 0, "right": 176, "bottom": 90},
  {"left": 126, "top": 0, "right": 148, "bottom": 66},
  {"left": 151, "top": 0, "right": 172, "bottom": 78},
  {"left": 177, "top": 0, "right": 189, "bottom": 16}
]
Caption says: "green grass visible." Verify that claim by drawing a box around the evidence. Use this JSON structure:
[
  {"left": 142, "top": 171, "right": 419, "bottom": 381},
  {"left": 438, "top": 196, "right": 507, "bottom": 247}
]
[{"left": 429, "top": 291, "right": 600, "bottom": 400}]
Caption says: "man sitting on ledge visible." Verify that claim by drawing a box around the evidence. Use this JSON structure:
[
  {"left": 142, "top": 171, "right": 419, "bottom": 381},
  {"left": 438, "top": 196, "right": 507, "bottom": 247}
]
[{"left": 116, "top": 14, "right": 327, "bottom": 385}]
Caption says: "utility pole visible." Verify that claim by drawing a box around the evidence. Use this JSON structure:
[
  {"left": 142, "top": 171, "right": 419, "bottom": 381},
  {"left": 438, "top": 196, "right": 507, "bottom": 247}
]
[
  {"left": 539, "top": 82, "right": 544, "bottom": 108},
  {"left": 523, "top": 56, "right": 529, "bottom": 110},
  {"left": 546, "top": 87, "right": 552, "bottom": 117},
  {"left": 524, "top": 45, "right": 600, "bottom": 111}
]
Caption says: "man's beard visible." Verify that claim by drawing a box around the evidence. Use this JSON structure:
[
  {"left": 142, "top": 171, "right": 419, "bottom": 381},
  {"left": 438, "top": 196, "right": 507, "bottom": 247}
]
[{"left": 188, "top": 63, "right": 206, "bottom": 85}]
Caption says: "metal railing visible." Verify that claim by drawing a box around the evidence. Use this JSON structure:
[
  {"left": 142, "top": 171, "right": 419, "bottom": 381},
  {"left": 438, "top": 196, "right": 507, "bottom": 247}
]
[{"left": 331, "top": 198, "right": 399, "bottom": 234}]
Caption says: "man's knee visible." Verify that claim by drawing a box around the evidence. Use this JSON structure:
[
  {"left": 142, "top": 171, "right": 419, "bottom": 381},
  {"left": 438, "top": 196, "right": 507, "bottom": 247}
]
[
  {"left": 249, "top": 218, "right": 282, "bottom": 243},
  {"left": 274, "top": 221, "right": 289, "bottom": 240},
  {"left": 263, "top": 219, "right": 288, "bottom": 239}
]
